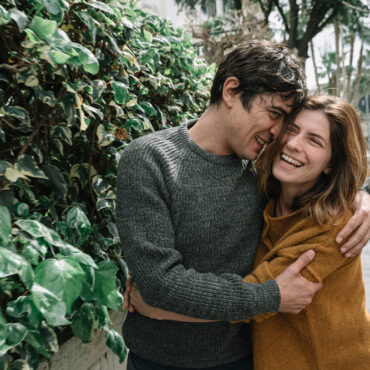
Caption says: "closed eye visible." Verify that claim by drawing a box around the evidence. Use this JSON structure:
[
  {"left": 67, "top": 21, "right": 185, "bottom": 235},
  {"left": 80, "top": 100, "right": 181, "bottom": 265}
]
[
  {"left": 310, "top": 137, "right": 323, "bottom": 147},
  {"left": 286, "top": 123, "right": 298, "bottom": 134},
  {"left": 269, "top": 110, "right": 282, "bottom": 120}
]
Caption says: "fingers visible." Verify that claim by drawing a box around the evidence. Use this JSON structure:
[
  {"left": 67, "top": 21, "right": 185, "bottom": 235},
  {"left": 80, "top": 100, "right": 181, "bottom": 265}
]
[
  {"left": 289, "top": 250, "right": 315, "bottom": 274},
  {"left": 338, "top": 215, "right": 370, "bottom": 257},
  {"left": 336, "top": 213, "right": 362, "bottom": 244},
  {"left": 123, "top": 277, "right": 136, "bottom": 312},
  {"left": 340, "top": 231, "right": 369, "bottom": 258}
]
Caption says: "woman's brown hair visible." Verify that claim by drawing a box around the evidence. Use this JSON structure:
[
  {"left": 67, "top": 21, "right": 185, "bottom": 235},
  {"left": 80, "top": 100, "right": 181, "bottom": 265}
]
[{"left": 256, "top": 95, "right": 368, "bottom": 224}]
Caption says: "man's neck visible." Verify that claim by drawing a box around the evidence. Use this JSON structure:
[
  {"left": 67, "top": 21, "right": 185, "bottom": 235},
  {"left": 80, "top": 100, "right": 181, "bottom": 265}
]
[{"left": 189, "top": 105, "right": 233, "bottom": 156}]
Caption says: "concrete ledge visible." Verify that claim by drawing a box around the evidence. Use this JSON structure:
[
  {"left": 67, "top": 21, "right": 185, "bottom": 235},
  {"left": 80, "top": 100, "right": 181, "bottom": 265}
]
[{"left": 38, "top": 311, "right": 127, "bottom": 370}]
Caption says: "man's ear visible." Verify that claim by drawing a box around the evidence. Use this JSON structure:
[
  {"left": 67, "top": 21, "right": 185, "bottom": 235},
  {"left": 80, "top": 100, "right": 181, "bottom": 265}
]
[{"left": 222, "top": 77, "right": 240, "bottom": 108}]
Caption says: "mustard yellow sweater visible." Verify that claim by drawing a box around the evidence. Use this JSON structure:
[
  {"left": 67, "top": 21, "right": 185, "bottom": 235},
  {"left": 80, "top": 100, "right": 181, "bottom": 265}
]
[{"left": 242, "top": 200, "right": 370, "bottom": 369}]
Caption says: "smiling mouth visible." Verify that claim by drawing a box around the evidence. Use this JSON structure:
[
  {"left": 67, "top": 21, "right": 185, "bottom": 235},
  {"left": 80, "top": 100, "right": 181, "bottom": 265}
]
[
  {"left": 281, "top": 153, "right": 304, "bottom": 168},
  {"left": 256, "top": 135, "right": 269, "bottom": 152}
]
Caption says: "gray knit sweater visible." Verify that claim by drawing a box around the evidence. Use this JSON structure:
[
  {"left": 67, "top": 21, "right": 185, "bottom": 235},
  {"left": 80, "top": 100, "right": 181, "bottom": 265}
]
[{"left": 116, "top": 121, "right": 280, "bottom": 368}]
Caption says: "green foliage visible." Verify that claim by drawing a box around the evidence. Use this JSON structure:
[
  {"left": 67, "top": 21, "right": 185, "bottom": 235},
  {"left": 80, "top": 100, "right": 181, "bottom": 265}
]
[{"left": 0, "top": 0, "right": 213, "bottom": 368}]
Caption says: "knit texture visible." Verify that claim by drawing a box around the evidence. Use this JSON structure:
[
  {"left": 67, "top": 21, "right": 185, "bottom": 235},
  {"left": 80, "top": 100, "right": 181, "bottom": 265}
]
[
  {"left": 116, "top": 121, "right": 281, "bottom": 368},
  {"left": 241, "top": 200, "right": 370, "bottom": 369}
]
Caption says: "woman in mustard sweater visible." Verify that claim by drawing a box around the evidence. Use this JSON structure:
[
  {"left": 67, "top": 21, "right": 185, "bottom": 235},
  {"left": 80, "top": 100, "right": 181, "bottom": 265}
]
[{"left": 127, "top": 96, "right": 370, "bottom": 369}]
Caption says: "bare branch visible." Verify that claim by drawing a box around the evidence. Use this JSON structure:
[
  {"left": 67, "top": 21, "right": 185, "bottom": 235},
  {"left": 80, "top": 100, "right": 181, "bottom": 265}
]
[
  {"left": 343, "top": 1, "right": 369, "bottom": 13},
  {"left": 273, "top": 0, "right": 290, "bottom": 33},
  {"left": 0, "top": 63, "right": 29, "bottom": 73}
]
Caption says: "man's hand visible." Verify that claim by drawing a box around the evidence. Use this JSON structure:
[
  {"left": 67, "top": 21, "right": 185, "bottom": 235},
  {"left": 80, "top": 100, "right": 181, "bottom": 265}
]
[
  {"left": 276, "top": 250, "right": 322, "bottom": 314},
  {"left": 337, "top": 190, "right": 370, "bottom": 257}
]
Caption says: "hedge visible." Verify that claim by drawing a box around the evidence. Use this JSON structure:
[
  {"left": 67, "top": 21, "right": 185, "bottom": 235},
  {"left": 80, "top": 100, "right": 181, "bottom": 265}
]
[{"left": 0, "top": 0, "right": 213, "bottom": 368}]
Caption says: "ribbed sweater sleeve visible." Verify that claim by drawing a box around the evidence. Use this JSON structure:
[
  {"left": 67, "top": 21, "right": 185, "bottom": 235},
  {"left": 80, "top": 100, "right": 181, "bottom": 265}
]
[{"left": 116, "top": 130, "right": 280, "bottom": 321}]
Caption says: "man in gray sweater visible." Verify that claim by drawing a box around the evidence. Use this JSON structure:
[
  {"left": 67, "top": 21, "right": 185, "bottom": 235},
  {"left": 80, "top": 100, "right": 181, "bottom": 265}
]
[{"left": 116, "top": 41, "right": 370, "bottom": 369}]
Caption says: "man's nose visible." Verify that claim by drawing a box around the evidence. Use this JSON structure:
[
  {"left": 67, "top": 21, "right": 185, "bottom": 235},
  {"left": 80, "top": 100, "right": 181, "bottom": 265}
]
[{"left": 270, "top": 121, "right": 283, "bottom": 139}]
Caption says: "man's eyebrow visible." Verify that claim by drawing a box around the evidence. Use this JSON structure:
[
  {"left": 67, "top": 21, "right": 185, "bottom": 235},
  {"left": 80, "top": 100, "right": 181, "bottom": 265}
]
[{"left": 271, "top": 106, "right": 289, "bottom": 117}]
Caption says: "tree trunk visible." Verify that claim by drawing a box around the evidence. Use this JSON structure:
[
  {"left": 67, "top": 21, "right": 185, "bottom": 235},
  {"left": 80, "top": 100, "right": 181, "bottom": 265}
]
[
  {"left": 341, "top": 26, "right": 346, "bottom": 100},
  {"left": 346, "top": 34, "right": 355, "bottom": 101},
  {"left": 334, "top": 20, "right": 340, "bottom": 96},
  {"left": 310, "top": 39, "right": 320, "bottom": 94},
  {"left": 234, "top": 0, "right": 242, "bottom": 10},
  {"left": 352, "top": 41, "right": 364, "bottom": 108}
]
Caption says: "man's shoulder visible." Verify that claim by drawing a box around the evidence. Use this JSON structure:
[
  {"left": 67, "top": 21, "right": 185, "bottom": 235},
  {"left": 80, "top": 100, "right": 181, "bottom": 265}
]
[
  {"left": 119, "top": 123, "right": 192, "bottom": 171},
  {"left": 126, "top": 124, "right": 185, "bottom": 153}
]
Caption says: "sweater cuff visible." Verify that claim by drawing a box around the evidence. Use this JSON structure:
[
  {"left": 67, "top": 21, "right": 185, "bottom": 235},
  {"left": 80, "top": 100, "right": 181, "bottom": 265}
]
[{"left": 260, "top": 279, "right": 281, "bottom": 313}]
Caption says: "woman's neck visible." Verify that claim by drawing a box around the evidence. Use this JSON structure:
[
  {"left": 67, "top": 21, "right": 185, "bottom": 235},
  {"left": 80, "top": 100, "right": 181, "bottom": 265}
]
[{"left": 275, "top": 188, "right": 295, "bottom": 217}]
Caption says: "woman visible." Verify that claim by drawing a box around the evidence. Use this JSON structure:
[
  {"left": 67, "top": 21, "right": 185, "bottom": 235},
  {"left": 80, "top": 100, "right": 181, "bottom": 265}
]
[{"left": 128, "top": 96, "right": 370, "bottom": 368}]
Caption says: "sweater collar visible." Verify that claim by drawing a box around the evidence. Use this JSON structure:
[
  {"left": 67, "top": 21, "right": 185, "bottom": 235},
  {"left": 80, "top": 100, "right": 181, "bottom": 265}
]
[{"left": 179, "top": 120, "right": 249, "bottom": 168}]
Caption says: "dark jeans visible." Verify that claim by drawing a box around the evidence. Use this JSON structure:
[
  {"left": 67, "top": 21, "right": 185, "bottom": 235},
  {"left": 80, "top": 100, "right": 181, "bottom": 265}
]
[{"left": 126, "top": 351, "right": 253, "bottom": 370}]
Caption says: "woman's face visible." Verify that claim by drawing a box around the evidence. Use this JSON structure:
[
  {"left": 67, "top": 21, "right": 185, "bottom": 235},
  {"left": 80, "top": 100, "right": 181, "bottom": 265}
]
[{"left": 272, "top": 109, "right": 332, "bottom": 196}]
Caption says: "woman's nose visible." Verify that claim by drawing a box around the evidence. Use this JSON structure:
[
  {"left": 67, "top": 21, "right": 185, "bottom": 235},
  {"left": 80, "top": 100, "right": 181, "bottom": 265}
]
[{"left": 286, "top": 135, "right": 302, "bottom": 151}]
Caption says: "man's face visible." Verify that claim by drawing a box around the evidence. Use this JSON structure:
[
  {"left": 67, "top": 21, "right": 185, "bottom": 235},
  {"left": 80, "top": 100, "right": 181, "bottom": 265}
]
[{"left": 225, "top": 93, "right": 294, "bottom": 160}]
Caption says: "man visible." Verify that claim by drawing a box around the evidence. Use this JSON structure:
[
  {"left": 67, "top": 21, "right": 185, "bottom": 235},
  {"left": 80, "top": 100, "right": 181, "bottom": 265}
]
[{"left": 116, "top": 41, "right": 370, "bottom": 369}]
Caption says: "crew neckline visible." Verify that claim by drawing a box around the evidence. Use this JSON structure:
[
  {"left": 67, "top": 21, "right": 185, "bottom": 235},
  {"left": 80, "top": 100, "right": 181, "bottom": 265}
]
[{"left": 179, "top": 120, "right": 246, "bottom": 167}]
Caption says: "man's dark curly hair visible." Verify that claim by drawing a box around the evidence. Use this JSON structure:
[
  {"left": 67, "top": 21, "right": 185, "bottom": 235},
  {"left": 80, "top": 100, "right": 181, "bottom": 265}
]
[{"left": 210, "top": 40, "right": 307, "bottom": 111}]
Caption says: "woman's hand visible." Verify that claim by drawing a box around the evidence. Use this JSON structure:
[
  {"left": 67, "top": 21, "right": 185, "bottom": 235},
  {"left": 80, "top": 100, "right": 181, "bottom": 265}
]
[
  {"left": 125, "top": 282, "right": 216, "bottom": 322},
  {"left": 337, "top": 190, "right": 370, "bottom": 257},
  {"left": 129, "top": 284, "right": 171, "bottom": 320},
  {"left": 123, "top": 276, "right": 136, "bottom": 313}
]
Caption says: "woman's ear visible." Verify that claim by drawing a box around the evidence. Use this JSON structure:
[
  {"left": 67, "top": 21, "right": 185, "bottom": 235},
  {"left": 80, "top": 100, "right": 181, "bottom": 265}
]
[
  {"left": 222, "top": 77, "right": 240, "bottom": 108},
  {"left": 323, "top": 167, "right": 331, "bottom": 175}
]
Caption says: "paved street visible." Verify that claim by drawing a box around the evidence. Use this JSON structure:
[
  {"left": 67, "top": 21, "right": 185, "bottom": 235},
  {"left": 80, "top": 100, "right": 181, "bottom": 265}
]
[{"left": 362, "top": 246, "right": 370, "bottom": 309}]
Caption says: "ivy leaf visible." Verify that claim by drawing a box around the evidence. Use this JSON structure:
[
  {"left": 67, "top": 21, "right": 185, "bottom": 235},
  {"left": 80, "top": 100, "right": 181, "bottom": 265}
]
[
  {"left": 88, "top": 1, "right": 115, "bottom": 14},
  {"left": 66, "top": 206, "right": 91, "bottom": 246},
  {"left": 140, "top": 101, "right": 156, "bottom": 116},
  {"left": 17, "top": 154, "right": 48, "bottom": 179},
  {"left": 96, "top": 124, "right": 115, "bottom": 147},
  {"left": 71, "top": 302, "right": 94, "bottom": 343},
  {"left": 34, "top": 258, "right": 85, "bottom": 314},
  {"left": 15, "top": 220, "right": 95, "bottom": 266},
  {"left": 56, "top": 244, "right": 97, "bottom": 268},
  {"left": 9, "top": 9, "right": 28, "bottom": 31},
  {"left": 0, "top": 323, "right": 28, "bottom": 357},
  {"left": 44, "top": 0, "right": 63, "bottom": 16},
  {"left": 80, "top": 264, "right": 95, "bottom": 301},
  {"left": 105, "top": 328, "right": 127, "bottom": 363},
  {"left": 6, "top": 295, "right": 43, "bottom": 329},
  {"left": 22, "top": 243, "right": 40, "bottom": 265},
  {"left": 41, "top": 164, "right": 68, "bottom": 199},
  {"left": 50, "top": 49, "right": 71, "bottom": 64},
  {"left": 0, "top": 247, "right": 34, "bottom": 289},
  {"left": 92, "top": 176, "right": 111, "bottom": 195},
  {"left": 94, "top": 261, "right": 119, "bottom": 310},
  {"left": 31, "top": 283, "right": 70, "bottom": 326},
  {"left": 50, "top": 125, "right": 73, "bottom": 145},
  {"left": 2, "top": 106, "right": 30, "bottom": 127},
  {"left": 30, "top": 16, "right": 57, "bottom": 40},
  {"left": 0, "top": 205, "right": 11, "bottom": 243},
  {"left": 25, "top": 321, "right": 58, "bottom": 356},
  {"left": 4, "top": 166, "right": 28, "bottom": 182},
  {"left": 111, "top": 81, "right": 129, "bottom": 105},
  {"left": 0, "top": 160, "right": 11, "bottom": 176}
]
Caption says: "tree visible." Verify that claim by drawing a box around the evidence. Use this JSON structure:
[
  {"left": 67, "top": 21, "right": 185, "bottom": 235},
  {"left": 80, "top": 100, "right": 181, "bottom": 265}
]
[
  {"left": 191, "top": 4, "right": 270, "bottom": 64},
  {"left": 253, "top": 0, "right": 369, "bottom": 60},
  {"left": 175, "top": 0, "right": 369, "bottom": 63},
  {"left": 175, "top": 0, "right": 242, "bottom": 12}
]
